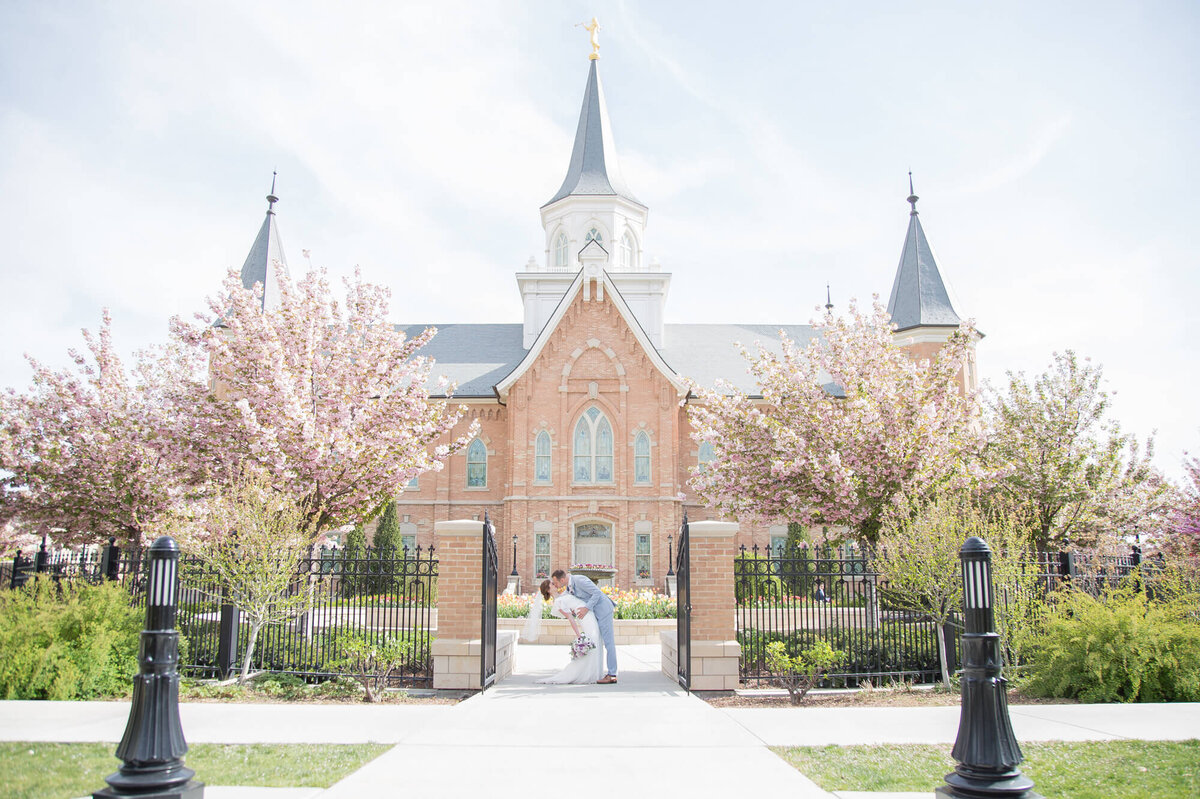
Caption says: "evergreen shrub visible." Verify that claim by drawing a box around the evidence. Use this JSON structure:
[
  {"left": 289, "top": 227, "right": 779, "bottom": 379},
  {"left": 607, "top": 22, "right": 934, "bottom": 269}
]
[
  {"left": 1025, "top": 582, "right": 1200, "bottom": 702},
  {"left": 0, "top": 576, "right": 142, "bottom": 700}
]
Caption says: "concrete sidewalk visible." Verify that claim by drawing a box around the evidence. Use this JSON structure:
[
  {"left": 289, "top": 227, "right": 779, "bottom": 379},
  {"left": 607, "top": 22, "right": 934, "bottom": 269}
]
[{"left": 3, "top": 644, "right": 1197, "bottom": 799}]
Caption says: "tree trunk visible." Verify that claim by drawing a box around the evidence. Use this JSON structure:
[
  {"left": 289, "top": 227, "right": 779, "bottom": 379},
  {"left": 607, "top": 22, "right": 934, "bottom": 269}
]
[
  {"left": 239, "top": 618, "right": 265, "bottom": 684},
  {"left": 935, "top": 619, "right": 951, "bottom": 689}
]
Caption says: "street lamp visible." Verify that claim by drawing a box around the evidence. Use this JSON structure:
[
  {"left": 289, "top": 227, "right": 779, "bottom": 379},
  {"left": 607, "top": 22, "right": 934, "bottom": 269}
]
[
  {"left": 510, "top": 534, "right": 519, "bottom": 577},
  {"left": 666, "top": 535, "right": 675, "bottom": 577},
  {"left": 95, "top": 536, "right": 204, "bottom": 799},
  {"left": 936, "top": 536, "right": 1040, "bottom": 799}
]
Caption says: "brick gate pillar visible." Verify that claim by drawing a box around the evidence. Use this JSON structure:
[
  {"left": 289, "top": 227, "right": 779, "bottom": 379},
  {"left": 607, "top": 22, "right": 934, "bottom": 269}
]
[
  {"left": 683, "top": 520, "right": 742, "bottom": 690},
  {"left": 432, "top": 519, "right": 515, "bottom": 690}
]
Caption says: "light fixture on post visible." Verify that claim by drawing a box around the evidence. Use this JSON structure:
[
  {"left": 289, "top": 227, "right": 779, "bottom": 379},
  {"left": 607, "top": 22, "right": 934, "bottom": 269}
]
[
  {"left": 511, "top": 534, "right": 519, "bottom": 577},
  {"left": 936, "top": 536, "right": 1040, "bottom": 799},
  {"left": 666, "top": 534, "right": 675, "bottom": 577},
  {"left": 95, "top": 536, "right": 204, "bottom": 799}
]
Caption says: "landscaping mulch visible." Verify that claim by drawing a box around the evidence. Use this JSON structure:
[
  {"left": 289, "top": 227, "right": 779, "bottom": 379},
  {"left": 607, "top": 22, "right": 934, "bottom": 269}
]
[{"left": 705, "top": 687, "right": 1075, "bottom": 708}]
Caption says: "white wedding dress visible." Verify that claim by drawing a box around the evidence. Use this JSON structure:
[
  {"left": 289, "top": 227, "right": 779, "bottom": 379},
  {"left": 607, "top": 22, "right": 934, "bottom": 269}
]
[{"left": 536, "top": 592, "right": 605, "bottom": 684}]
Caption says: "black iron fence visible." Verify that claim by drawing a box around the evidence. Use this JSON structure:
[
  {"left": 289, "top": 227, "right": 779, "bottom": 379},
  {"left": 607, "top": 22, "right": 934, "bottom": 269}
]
[
  {"left": 5, "top": 541, "right": 438, "bottom": 687},
  {"left": 735, "top": 543, "right": 1153, "bottom": 688}
]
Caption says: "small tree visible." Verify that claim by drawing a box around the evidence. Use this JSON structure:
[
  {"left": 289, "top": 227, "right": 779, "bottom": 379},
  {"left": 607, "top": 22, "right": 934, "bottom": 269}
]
[
  {"left": 765, "top": 639, "right": 843, "bottom": 704},
  {"left": 878, "top": 494, "right": 1043, "bottom": 683},
  {"left": 181, "top": 470, "right": 317, "bottom": 683},
  {"left": 341, "top": 524, "right": 367, "bottom": 599},
  {"left": 1165, "top": 454, "right": 1200, "bottom": 558},
  {"left": 370, "top": 501, "right": 401, "bottom": 596},
  {"left": 326, "top": 629, "right": 415, "bottom": 702}
]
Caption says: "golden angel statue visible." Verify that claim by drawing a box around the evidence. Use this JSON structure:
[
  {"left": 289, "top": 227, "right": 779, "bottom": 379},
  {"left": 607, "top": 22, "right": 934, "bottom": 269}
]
[{"left": 577, "top": 17, "right": 601, "bottom": 59}]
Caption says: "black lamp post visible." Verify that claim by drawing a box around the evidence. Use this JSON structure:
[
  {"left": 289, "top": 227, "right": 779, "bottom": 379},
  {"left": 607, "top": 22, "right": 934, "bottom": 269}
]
[
  {"left": 666, "top": 535, "right": 675, "bottom": 577},
  {"left": 95, "top": 536, "right": 204, "bottom": 799},
  {"left": 510, "top": 534, "right": 519, "bottom": 577},
  {"left": 936, "top": 536, "right": 1040, "bottom": 799}
]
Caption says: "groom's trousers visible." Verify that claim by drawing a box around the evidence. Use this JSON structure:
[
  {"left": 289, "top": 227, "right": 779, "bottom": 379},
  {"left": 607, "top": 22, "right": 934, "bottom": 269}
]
[{"left": 595, "top": 605, "right": 617, "bottom": 676}]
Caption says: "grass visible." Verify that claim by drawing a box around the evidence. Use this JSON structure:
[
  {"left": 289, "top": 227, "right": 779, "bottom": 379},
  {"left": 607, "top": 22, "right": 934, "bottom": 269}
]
[
  {"left": 774, "top": 740, "right": 1200, "bottom": 798},
  {"left": 1, "top": 741, "right": 391, "bottom": 799}
]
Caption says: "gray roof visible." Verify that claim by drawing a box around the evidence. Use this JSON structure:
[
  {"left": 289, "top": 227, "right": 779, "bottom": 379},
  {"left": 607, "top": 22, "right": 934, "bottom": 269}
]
[
  {"left": 399, "top": 320, "right": 843, "bottom": 399},
  {"left": 543, "top": 60, "right": 642, "bottom": 208},
  {"left": 240, "top": 194, "right": 288, "bottom": 310},
  {"left": 885, "top": 199, "right": 961, "bottom": 332},
  {"left": 397, "top": 324, "right": 526, "bottom": 397}
]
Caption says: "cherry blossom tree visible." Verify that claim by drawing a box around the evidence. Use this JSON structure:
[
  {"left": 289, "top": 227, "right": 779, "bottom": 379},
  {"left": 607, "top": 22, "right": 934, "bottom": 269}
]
[
  {"left": 1166, "top": 454, "right": 1200, "bottom": 557},
  {"left": 983, "top": 351, "right": 1167, "bottom": 551},
  {"left": 687, "top": 299, "right": 981, "bottom": 546},
  {"left": 171, "top": 267, "right": 475, "bottom": 535},
  {"left": 0, "top": 312, "right": 221, "bottom": 547}
]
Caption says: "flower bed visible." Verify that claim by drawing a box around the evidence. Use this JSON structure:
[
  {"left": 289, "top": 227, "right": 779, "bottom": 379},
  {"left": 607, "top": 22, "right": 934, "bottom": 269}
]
[{"left": 496, "top": 588, "right": 676, "bottom": 620}]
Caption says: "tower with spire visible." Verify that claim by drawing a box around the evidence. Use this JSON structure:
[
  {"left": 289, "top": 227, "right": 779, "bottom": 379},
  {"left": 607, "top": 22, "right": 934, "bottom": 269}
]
[
  {"left": 886, "top": 174, "right": 978, "bottom": 390},
  {"left": 239, "top": 173, "right": 289, "bottom": 311},
  {"left": 517, "top": 52, "right": 669, "bottom": 348}
]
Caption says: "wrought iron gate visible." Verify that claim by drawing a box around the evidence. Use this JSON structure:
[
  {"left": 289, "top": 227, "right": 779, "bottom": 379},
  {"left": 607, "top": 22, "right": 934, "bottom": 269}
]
[
  {"left": 675, "top": 514, "right": 691, "bottom": 691},
  {"left": 481, "top": 513, "right": 499, "bottom": 691}
]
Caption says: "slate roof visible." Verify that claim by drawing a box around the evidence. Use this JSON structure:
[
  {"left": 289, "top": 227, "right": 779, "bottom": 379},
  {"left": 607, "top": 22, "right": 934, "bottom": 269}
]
[
  {"left": 398, "top": 320, "right": 841, "bottom": 399},
  {"left": 543, "top": 59, "right": 642, "bottom": 208},
  {"left": 885, "top": 195, "right": 961, "bottom": 332},
  {"left": 240, "top": 192, "right": 288, "bottom": 311}
]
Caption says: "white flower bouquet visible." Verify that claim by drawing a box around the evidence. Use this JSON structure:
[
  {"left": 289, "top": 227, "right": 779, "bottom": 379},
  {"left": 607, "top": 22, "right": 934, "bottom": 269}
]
[{"left": 570, "top": 633, "right": 596, "bottom": 660}]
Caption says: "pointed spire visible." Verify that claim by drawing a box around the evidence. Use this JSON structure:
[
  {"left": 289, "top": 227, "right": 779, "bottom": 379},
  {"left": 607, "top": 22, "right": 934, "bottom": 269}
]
[
  {"left": 544, "top": 59, "right": 642, "bottom": 207},
  {"left": 240, "top": 175, "right": 289, "bottom": 311},
  {"left": 825, "top": 284, "right": 834, "bottom": 312},
  {"left": 886, "top": 179, "right": 961, "bottom": 332}
]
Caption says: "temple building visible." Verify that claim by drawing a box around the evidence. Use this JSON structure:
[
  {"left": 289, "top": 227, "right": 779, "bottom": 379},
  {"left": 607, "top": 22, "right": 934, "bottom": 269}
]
[{"left": 235, "top": 53, "right": 974, "bottom": 587}]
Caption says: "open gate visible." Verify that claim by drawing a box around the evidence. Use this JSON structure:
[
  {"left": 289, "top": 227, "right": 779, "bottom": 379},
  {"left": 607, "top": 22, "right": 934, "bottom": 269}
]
[
  {"left": 675, "top": 514, "right": 691, "bottom": 691},
  {"left": 481, "top": 513, "right": 499, "bottom": 691}
]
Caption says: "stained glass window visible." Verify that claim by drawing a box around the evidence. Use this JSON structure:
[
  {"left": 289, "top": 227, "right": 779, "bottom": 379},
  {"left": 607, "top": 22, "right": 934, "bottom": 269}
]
[
  {"left": 535, "top": 431, "right": 552, "bottom": 483},
  {"left": 634, "top": 432, "right": 651, "bottom": 484},
  {"left": 467, "top": 439, "right": 487, "bottom": 487}
]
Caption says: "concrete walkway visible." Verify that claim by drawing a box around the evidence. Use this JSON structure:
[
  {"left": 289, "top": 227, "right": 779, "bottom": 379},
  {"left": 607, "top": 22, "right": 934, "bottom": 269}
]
[{"left": 3, "top": 644, "right": 1197, "bottom": 799}]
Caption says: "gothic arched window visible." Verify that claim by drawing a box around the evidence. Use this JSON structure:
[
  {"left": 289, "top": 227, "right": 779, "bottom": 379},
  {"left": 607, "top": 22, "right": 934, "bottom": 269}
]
[
  {"left": 535, "top": 431, "right": 552, "bottom": 483},
  {"left": 573, "top": 406, "right": 614, "bottom": 483},
  {"left": 585, "top": 227, "right": 603, "bottom": 245},
  {"left": 620, "top": 232, "right": 634, "bottom": 270},
  {"left": 697, "top": 441, "right": 715, "bottom": 473},
  {"left": 554, "top": 232, "right": 569, "bottom": 271},
  {"left": 634, "top": 431, "right": 651, "bottom": 484},
  {"left": 467, "top": 438, "right": 487, "bottom": 487}
]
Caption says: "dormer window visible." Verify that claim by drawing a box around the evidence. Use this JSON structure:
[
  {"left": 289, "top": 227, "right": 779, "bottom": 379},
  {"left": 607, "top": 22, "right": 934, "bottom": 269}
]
[{"left": 554, "top": 233, "right": 569, "bottom": 271}]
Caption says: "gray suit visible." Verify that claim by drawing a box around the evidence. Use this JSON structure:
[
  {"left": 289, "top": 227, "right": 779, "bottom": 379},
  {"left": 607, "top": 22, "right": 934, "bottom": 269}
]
[{"left": 568, "top": 573, "right": 617, "bottom": 677}]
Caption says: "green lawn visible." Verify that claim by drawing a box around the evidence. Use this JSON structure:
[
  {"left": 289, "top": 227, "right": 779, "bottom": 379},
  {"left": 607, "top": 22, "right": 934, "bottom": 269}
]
[
  {"left": 1, "top": 741, "right": 391, "bottom": 799},
  {"left": 774, "top": 740, "right": 1200, "bottom": 798}
]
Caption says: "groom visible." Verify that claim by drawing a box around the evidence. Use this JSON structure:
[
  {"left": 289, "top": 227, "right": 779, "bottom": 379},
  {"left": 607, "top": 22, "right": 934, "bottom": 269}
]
[{"left": 551, "top": 568, "right": 618, "bottom": 683}]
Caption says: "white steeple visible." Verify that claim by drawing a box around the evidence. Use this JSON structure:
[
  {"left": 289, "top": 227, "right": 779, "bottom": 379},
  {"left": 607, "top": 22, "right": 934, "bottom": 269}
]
[{"left": 518, "top": 55, "right": 670, "bottom": 349}]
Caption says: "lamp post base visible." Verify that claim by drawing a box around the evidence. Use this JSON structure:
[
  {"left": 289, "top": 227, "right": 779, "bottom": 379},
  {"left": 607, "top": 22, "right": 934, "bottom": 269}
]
[
  {"left": 94, "top": 780, "right": 205, "bottom": 799},
  {"left": 936, "top": 771, "right": 1042, "bottom": 799}
]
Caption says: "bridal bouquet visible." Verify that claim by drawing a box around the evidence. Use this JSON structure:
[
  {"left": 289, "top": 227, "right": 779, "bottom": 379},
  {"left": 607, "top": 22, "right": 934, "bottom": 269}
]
[{"left": 570, "top": 633, "right": 596, "bottom": 660}]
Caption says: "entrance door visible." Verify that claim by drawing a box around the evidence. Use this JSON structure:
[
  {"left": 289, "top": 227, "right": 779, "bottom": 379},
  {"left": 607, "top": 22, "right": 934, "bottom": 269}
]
[{"left": 573, "top": 522, "right": 613, "bottom": 567}]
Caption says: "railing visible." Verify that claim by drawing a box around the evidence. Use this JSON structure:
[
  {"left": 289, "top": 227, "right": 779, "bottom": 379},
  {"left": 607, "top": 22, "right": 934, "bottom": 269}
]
[{"left": 736, "top": 544, "right": 946, "bottom": 687}]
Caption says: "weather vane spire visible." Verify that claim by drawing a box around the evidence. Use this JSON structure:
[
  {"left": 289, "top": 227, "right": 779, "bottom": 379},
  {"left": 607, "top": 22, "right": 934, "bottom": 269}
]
[
  {"left": 907, "top": 170, "right": 919, "bottom": 215},
  {"left": 577, "top": 17, "right": 601, "bottom": 60},
  {"left": 267, "top": 170, "right": 279, "bottom": 214}
]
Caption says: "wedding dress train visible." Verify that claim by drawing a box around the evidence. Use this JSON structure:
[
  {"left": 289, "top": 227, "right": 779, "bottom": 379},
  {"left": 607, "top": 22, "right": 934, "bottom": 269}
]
[{"left": 536, "top": 592, "right": 605, "bottom": 685}]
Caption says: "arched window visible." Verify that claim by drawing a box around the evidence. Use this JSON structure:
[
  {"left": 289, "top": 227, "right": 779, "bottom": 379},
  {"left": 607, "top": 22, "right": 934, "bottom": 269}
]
[
  {"left": 554, "top": 233, "right": 569, "bottom": 271},
  {"left": 634, "top": 431, "right": 651, "bottom": 485},
  {"left": 620, "top": 232, "right": 634, "bottom": 270},
  {"left": 573, "top": 406, "right": 613, "bottom": 483},
  {"left": 466, "top": 439, "right": 487, "bottom": 487},
  {"left": 535, "top": 431, "right": 552, "bottom": 483},
  {"left": 585, "top": 227, "right": 603, "bottom": 245},
  {"left": 697, "top": 441, "right": 715, "bottom": 473}
]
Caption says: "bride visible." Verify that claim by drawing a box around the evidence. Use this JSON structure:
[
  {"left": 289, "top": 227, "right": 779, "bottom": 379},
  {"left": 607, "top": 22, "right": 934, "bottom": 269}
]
[{"left": 523, "top": 579, "right": 605, "bottom": 684}]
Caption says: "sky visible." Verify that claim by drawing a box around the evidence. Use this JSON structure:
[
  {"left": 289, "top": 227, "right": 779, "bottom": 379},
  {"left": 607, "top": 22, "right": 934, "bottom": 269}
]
[{"left": 1, "top": 1, "right": 1197, "bottom": 481}]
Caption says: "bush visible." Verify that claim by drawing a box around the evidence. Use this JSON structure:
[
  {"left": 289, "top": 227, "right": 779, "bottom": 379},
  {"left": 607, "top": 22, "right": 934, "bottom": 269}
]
[
  {"left": 1025, "top": 583, "right": 1200, "bottom": 702},
  {"left": 325, "top": 630, "right": 416, "bottom": 702},
  {"left": 735, "top": 552, "right": 783, "bottom": 603},
  {"left": 0, "top": 576, "right": 143, "bottom": 700},
  {"left": 765, "top": 639, "right": 843, "bottom": 704}
]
